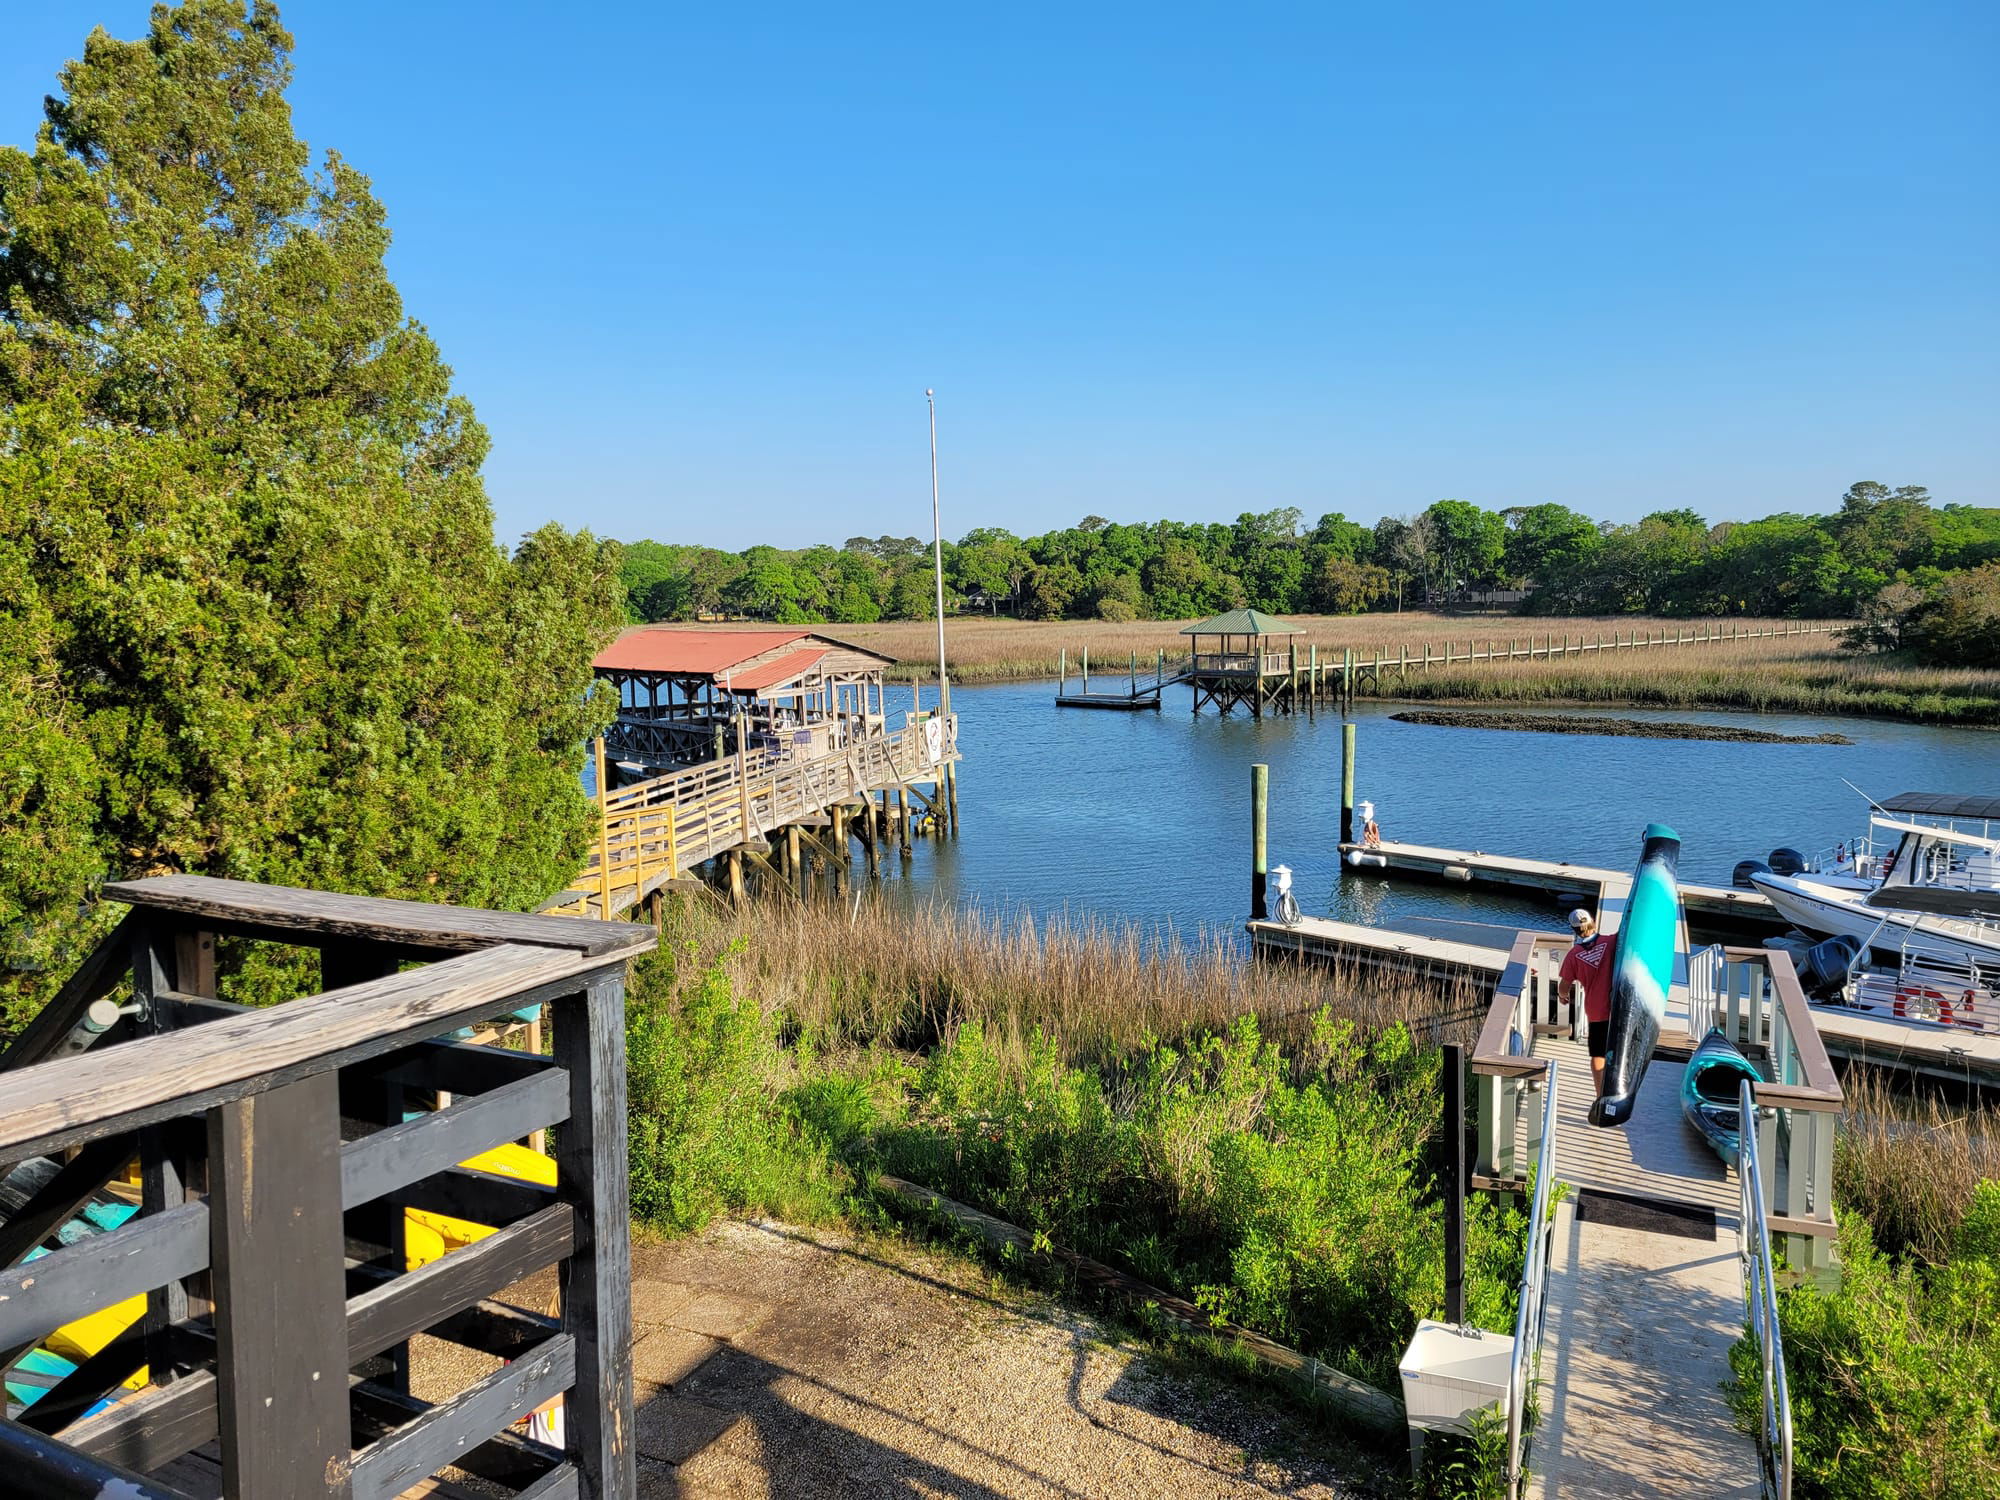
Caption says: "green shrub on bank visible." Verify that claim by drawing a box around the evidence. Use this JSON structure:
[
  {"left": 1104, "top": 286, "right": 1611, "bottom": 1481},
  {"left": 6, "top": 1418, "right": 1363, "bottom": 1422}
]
[
  {"left": 619, "top": 945, "right": 1525, "bottom": 1398},
  {"left": 1733, "top": 1186, "right": 2000, "bottom": 1499},
  {"left": 623, "top": 942, "right": 849, "bottom": 1232}
]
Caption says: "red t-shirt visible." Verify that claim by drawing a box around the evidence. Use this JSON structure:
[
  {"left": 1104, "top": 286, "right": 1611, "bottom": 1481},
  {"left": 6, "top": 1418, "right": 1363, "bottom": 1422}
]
[{"left": 1558, "top": 932, "right": 1616, "bottom": 1023}]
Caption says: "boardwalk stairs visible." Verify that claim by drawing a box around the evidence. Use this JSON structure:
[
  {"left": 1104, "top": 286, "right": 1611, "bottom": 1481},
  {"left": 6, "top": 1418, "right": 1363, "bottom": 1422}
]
[
  {"left": 1469, "top": 899, "right": 1838, "bottom": 1496},
  {"left": 0, "top": 876, "right": 654, "bottom": 1498}
]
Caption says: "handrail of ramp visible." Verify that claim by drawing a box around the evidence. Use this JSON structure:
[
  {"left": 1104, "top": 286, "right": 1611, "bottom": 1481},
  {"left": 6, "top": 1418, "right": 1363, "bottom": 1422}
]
[
  {"left": 1738, "top": 1077, "right": 1794, "bottom": 1500},
  {"left": 1505, "top": 1057, "right": 1558, "bottom": 1496}
]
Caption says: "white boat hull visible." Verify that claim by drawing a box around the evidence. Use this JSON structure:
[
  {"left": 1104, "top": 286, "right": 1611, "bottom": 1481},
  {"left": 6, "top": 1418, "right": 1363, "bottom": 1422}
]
[{"left": 1750, "top": 873, "right": 2000, "bottom": 969}]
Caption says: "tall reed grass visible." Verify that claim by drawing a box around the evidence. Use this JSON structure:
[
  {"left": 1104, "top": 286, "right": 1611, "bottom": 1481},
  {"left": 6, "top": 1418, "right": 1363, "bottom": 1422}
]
[
  {"left": 1836, "top": 1069, "right": 2000, "bottom": 1263},
  {"left": 658, "top": 893, "right": 1485, "bottom": 1067}
]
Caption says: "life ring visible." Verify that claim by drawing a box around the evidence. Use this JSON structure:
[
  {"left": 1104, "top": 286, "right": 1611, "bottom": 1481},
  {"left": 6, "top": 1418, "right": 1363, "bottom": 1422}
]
[{"left": 1894, "top": 986, "right": 1954, "bottom": 1026}]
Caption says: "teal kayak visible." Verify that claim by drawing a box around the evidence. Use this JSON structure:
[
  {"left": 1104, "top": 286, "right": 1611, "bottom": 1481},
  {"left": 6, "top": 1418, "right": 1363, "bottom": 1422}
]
[
  {"left": 1682, "top": 1026, "right": 1765, "bottom": 1167},
  {"left": 1589, "top": 822, "right": 1682, "bottom": 1127}
]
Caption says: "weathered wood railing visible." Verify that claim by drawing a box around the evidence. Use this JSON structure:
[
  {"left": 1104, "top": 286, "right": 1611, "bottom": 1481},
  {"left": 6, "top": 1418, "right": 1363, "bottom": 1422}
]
[
  {"left": 1470, "top": 931, "right": 1576, "bottom": 1188},
  {"left": 1688, "top": 944, "right": 1842, "bottom": 1280},
  {"left": 551, "top": 713, "right": 960, "bottom": 918},
  {"left": 0, "top": 876, "right": 653, "bottom": 1499}
]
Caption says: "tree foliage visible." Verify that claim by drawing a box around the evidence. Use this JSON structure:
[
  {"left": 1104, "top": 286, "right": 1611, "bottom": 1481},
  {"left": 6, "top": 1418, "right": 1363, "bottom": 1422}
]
[{"left": 0, "top": 0, "right": 623, "bottom": 1032}]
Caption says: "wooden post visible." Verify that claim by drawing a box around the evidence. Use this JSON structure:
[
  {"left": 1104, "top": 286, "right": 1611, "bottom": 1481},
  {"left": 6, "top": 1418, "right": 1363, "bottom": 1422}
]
[
  {"left": 1250, "top": 763, "right": 1269, "bottom": 920},
  {"left": 209, "top": 1073, "right": 353, "bottom": 1498},
  {"left": 1443, "top": 1042, "right": 1466, "bottom": 1325},
  {"left": 727, "top": 849, "right": 745, "bottom": 905},
  {"left": 830, "top": 804, "right": 847, "bottom": 894},
  {"left": 1342, "top": 646, "right": 1353, "bottom": 713},
  {"left": 786, "top": 825, "right": 804, "bottom": 900},
  {"left": 593, "top": 736, "right": 612, "bottom": 918},
  {"left": 896, "top": 789, "right": 912, "bottom": 858},
  {"left": 1309, "top": 643, "right": 1318, "bottom": 702},
  {"left": 554, "top": 975, "right": 637, "bottom": 1500},
  {"left": 1340, "top": 722, "right": 1356, "bottom": 846},
  {"left": 1058, "top": 647, "right": 1066, "bottom": 701},
  {"left": 1129, "top": 650, "right": 1136, "bottom": 695},
  {"left": 1081, "top": 647, "right": 1089, "bottom": 696}
]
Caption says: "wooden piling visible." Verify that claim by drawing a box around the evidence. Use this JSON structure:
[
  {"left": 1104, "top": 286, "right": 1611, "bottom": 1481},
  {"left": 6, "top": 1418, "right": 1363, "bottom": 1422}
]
[
  {"left": 896, "top": 788, "right": 912, "bottom": 858},
  {"left": 1342, "top": 647, "right": 1354, "bottom": 713},
  {"left": 593, "top": 736, "right": 611, "bottom": 917},
  {"left": 786, "top": 825, "right": 804, "bottom": 900},
  {"left": 727, "top": 848, "right": 745, "bottom": 905},
  {"left": 1251, "top": 763, "right": 1269, "bottom": 920},
  {"left": 1340, "top": 722, "right": 1356, "bottom": 846},
  {"left": 1058, "top": 647, "right": 1066, "bottom": 701}
]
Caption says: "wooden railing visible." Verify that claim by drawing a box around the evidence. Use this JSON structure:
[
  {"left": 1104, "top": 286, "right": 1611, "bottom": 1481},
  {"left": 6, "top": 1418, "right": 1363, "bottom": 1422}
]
[
  {"left": 1470, "top": 932, "right": 1576, "bottom": 1188},
  {"left": 0, "top": 876, "right": 654, "bottom": 1499},
  {"left": 1688, "top": 944, "right": 1842, "bottom": 1279},
  {"left": 551, "top": 714, "right": 959, "bottom": 917}
]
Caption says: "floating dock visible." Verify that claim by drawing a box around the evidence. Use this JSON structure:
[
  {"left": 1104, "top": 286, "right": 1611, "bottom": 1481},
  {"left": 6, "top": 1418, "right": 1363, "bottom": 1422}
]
[{"left": 1338, "top": 837, "right": 1782, "bottom": 936}]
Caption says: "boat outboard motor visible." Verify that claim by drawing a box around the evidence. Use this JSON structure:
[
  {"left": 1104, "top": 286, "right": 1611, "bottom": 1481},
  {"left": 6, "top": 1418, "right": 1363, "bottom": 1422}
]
[
  {"left": 1767, "top": 847, "right": 1807, "bottom": 876},
  {"left": 1797, "top": 935, "right": 1862, "bottom": 996},
  {"left": 1732, "top": 859, "right": 1771, "bottom": 890}
]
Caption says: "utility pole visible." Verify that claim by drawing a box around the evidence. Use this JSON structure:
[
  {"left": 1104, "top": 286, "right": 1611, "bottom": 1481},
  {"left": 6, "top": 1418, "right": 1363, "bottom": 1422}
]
[{"left": 927, "top": 388, "right": 958, "bottom": 833}]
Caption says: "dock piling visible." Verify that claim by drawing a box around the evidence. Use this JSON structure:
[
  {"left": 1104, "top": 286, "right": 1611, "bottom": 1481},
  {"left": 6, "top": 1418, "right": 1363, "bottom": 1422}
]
[
  {"left": 1340, "top": 722, "right": 1356, "bottom": 845},
  {"left": 1251, "top": 762, "right": 1269, "bottom": 920},
  {"left": 1443, "top": 1041, "right": 1466, "bottom": 1324}
]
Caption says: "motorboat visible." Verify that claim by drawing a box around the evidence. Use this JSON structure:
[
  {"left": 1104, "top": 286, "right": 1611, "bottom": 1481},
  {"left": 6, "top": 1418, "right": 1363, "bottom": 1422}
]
[
  {"left": 1750, "top": 796, "right": 2000, "bottom": 969},
  {"left": 1736, "top": 791, "right": 2000, "bottom": 896}
]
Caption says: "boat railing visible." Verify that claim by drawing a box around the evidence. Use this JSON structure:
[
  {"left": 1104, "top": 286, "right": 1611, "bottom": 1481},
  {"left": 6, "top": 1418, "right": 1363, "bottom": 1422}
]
[
  {"left": 1470, "top": 931, "right": 1575, "bottom": 1187},
  {"left": 1504, "top": 1059, "right": 1559, "bottom": 1496},
  {"left": 1738, "top": 1076, "right": 1794, "bottom": 1500},
  {"left": 1689, "top": 944, "right": 1842, "bottom": 1279},
  {"left": 0, "top": 875, "right": 653, "bottom": 1499}
]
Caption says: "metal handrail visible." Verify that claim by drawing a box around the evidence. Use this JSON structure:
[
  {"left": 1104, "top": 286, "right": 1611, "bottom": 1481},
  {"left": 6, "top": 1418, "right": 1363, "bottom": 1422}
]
[
  {"left": 1505, "top": 1058, "right": 1558, "bottom": 1494},
  {"left": 1739, "top": 1077, "right": 1794, "bottom": 1500}
]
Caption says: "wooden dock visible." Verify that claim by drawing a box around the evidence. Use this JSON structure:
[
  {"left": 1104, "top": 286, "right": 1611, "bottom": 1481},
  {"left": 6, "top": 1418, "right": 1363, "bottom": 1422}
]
[
  {"left": 545, "top": 715, "right": 960, "bottom": 918},
  {"left": 1341, "top": 837, "right": 1782, "bottom": 934}
]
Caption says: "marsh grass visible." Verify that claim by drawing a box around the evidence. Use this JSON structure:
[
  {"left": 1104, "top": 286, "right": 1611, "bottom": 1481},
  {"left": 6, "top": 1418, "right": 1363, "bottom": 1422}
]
[
  {"left": 1835, "top": 1070, "right": 2000, "bottom": 1263},
  {"left": 843, "top": 612, "right": 1828, "bottom": 683},
  {"left": 659, "top": 892, "right": 1486, "bottom": 1064},
  {"left": 844, "top": 615, "right": 2000, "bottom": 724}
]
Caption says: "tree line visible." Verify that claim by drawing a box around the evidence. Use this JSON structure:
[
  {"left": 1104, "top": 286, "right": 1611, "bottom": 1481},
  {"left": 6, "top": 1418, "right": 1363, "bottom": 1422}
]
[{"left": 621, "top": 485, "right": 2000, "bottom": 632}]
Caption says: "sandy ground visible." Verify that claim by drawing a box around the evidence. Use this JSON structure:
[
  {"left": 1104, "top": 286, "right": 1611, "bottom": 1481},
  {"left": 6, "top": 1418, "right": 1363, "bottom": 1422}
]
[{"left": 415, "top": 1218, "right": 1394, "bottom": 1499}]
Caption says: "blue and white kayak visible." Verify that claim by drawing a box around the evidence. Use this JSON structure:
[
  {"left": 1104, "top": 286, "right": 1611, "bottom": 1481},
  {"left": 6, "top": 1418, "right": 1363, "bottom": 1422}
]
[
  {"left": 1681, "top": 1027, "right": 1764, "bottom": 1167},
  {"left": 1589, "top": 822, "right": 1682, "bottom": 1128}
]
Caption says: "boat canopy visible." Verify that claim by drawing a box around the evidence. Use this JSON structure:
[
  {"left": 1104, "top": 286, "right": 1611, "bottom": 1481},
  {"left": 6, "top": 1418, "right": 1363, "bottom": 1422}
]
[
  {"left": 1865, "top": 884, "right": 2000, "bottom": 921},
  {"left": 1880, "top": 792, "right": 2000, "bottom": 821},
  {"left": 1868, "top": 815, "right": 2000, "bottom": 852}
]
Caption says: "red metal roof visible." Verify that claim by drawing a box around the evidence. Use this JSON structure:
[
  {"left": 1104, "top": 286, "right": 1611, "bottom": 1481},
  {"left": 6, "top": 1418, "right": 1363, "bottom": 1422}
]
[
  {"left": 721, "top": 646, "right": 830, "bottom": 693},
  {"left": 592, "top": 628, "right": 811, "bottom": 675}
]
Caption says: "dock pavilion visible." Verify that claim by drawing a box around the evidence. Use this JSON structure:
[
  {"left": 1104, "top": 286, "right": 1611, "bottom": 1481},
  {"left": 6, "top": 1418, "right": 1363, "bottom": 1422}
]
[
  {"left": 593, "top": 626, "right": 899, "bottom": 778},
  {"left": 1180, "top": 608, "right": 1306, "bottom": 717}
]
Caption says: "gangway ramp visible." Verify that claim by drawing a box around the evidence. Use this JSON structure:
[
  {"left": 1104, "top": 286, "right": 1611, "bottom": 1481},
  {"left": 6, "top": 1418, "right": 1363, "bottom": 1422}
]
[{"left": 1472, "top": 926, "right": 1834, "bottom": 1497}]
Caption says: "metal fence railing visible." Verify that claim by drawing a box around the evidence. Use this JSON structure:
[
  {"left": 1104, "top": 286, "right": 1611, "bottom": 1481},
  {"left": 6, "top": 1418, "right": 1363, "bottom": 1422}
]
[
  {"left": 1505, "top": 1059, "right": 1559, "bottom": 1495},
  {"left": 1739, "top": 1077, "right": 1794, "bottom": 1500}
]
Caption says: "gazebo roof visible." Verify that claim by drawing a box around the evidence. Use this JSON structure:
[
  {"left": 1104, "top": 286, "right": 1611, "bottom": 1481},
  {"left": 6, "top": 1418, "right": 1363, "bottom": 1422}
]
[{"left": 1179, "top": 608, "right": 1300, "bottom": 637}]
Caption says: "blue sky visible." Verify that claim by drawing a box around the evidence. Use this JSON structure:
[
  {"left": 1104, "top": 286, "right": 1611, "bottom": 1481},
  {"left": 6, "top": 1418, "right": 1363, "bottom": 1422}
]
[{"left": 8, "top": 2, "right": 1996, "bottom": 550}]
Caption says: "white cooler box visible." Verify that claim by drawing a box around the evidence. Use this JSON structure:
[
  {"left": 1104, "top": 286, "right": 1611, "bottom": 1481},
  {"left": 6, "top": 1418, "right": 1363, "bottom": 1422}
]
[{"left": 1399, "top": 1320, "right": 1515, "bottom": 1433}]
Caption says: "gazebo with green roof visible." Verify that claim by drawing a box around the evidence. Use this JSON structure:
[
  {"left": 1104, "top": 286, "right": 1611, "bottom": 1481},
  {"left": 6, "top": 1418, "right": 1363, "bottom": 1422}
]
[{"left": 1179, "top": 608, "right": 1305, "bottom": 717}]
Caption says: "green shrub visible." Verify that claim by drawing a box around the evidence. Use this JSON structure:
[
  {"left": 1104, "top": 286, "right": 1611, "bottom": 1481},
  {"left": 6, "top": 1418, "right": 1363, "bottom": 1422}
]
[
  {"left": 1732, "top": 1207, "right": 2000, "bottom": 1498},
  {"left": 622, "top": 942, "right": 848, "bottom": 1232}
]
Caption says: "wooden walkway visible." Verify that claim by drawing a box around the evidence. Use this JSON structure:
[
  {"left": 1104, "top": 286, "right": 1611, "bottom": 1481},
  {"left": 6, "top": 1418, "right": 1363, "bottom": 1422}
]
[
  {"left": 1521, "top": 908, "right": 1760, "bottom": 1497},
  {"left": 546, "top": 716, "right": 959, "bottom": 919}
]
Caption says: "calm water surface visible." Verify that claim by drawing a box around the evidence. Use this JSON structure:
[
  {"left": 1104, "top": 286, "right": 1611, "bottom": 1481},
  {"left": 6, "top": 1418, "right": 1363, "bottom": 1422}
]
[{"left": 867, "top": 680, "right": 1997, "bottom": 943}]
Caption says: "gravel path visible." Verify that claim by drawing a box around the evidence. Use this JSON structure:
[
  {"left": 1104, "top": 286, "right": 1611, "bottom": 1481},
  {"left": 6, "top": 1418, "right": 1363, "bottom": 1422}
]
[{"left": 623, "top": 1219, "right": 1394, "bottom": 1499}]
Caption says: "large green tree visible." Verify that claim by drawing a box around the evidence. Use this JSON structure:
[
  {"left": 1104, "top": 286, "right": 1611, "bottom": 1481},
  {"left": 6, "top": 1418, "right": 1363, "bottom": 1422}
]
[{"left": 0, "top": 1, "right": 623, "bottom": 1031}]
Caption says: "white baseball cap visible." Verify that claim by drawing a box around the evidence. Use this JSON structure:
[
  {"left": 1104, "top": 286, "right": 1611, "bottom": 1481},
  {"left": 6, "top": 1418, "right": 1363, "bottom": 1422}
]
[{"left": 1567, "top": 908, "right": 1594, "bottom": 930}]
